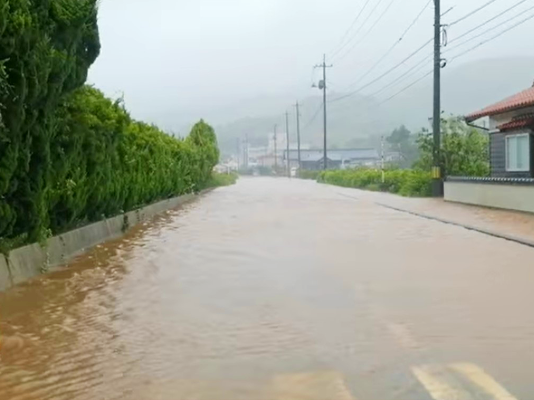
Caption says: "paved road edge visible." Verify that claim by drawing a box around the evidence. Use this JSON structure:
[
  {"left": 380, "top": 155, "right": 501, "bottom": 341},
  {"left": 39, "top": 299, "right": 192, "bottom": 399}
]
[
  {"left": 0, "top": 189, "right": 215, "bottom": 292},
  {"left": 376, "top": 202, "right": 534, "bottom": 249}
]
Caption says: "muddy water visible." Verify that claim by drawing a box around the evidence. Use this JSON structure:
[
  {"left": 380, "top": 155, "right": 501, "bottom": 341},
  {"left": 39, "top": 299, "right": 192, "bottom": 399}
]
[{"left": 1, "top": 178, "right": 534, "bottom": 400}]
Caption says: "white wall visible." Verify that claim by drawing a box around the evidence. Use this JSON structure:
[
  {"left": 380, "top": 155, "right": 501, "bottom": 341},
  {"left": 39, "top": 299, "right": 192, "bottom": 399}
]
[{"left": 445, "top": 181, "right": 534, "bottom": 213}]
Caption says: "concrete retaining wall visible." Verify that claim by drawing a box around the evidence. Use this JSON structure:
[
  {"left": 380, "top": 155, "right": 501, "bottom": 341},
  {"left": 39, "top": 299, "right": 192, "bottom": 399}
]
[
  {"left": 0, "top": 192, "right": 198, "bottom": 292},
  {"left": 445, "top": 181, "right": 534, "bottom": 213}
]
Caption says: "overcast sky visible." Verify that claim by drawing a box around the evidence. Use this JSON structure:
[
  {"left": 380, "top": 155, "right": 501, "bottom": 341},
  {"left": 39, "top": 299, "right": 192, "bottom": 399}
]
[{"left": 88, "top": 0, "right": 534, "bottom": 129}]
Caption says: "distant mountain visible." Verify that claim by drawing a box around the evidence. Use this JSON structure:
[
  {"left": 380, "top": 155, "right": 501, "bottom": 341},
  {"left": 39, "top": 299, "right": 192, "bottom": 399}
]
[{"left": 214, "top": 57, "right": 534, "bottom": 156}]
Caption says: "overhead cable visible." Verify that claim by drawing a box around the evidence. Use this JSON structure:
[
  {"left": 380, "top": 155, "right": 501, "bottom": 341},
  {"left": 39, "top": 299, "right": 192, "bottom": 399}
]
[
  {"left": 329, "top": 0, "right": 373, "bottom": 59},
  {"left": 330, "top": 37, "right": 433, "bottom": 103},
  {"left": 449, "top": 11, "right": 534, "bottom": 61},
  {"left": 448, "top": 0, "right": 528, "bottom": 45},
  {"left": 446, "top": 2, "right": 534, "bottom": 51},
  {"left": 336, "top": 0, "right": 399, "bottom": 63},
  {"left": 338, "top": 0, "right": 432, "bottom": 92},
  {"left": 449, "top": 0, "right": 500, "bottom": 26}
]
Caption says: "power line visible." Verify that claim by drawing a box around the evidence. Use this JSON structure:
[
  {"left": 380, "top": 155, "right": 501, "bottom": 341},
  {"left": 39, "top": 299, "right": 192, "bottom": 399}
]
[
  {"left": 330, "top": 37, "right": 433, "bottom": 104},
  {"left": 358, "top": 6, "right": 534, "bottom": 114},
  {"left": 336, "top": 0, "right": 399, "bottom": 63},
  {"left": 338, "top": 0, "right": 432, "bottom": 92},
  {"left": 303, "top": 102, "right": 323, "bottom": 129},
  {"left": 332, "top": 69, "right": 433, "bottom": 125},
  {"left": 401, "top": 0, "right": 433, "bottom": 39},
  {"left": 445, "top": 2, "right": 534, "bottom": 52},
  {"left": 449, "top": 10, "right": 534, "bottom": 61},
  {"left": 449, "top": 0, "right": 500, "bottom": 26},
  {"left": 448, "top": 0, "right": 529, "bottom": 44},
  {"left": 333, "top": 0, "right": 389, "bottom": 62},
  {"left": 378, "top": 69, "right": 433, "bottom": 104},
  {"left": 370, "top": 54, "right": 433, "bottom": 98},
  {"left": 329, "top": 53, "right": 432, "bottom": 113},
  {"left": 360, "top": 8, "right": 534, "bottom": 120},
  {"left": 329, "top": 0, "right": 373, "bottom": 59}
]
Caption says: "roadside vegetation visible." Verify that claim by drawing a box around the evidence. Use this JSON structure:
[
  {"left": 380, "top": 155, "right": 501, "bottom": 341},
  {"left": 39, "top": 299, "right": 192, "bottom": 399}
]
[
  {"left": 310, "top": 116, "right": 489, "bottom": 197},
  {"left": 0, "top": 0, "right": 221, "bottom": 251},
  {"left": 204, "top": 172, "right": 238, "bottom": 188},
  {"left": 298, "top": 170, "right": 321, "bottom": 180},
  {"left": 319, "top": 169, "right": 432, "bottom": 197}
]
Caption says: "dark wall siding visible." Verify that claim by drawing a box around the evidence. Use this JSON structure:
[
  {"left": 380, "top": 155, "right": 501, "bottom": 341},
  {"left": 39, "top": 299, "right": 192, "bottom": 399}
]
[
  {"left": 490, "top": 132, "right": 533, "bottom": 178},
  {"left": 490, "top": 133, "right": 506, "bottom": 177}
]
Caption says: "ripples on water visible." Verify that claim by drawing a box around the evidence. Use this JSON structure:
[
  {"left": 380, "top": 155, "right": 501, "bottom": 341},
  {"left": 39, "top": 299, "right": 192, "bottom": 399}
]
[{"left": 1, "top": 178, "right": 534, "bottom": 399}]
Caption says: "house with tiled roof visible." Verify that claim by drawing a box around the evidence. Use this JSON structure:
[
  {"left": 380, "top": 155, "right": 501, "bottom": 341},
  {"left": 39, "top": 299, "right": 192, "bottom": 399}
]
[
  {"left": 466, "top": 84, "right": 534, "bottom": 178},
  {"left": 445, "top": 83, "right": 534, "bottom": 214}
]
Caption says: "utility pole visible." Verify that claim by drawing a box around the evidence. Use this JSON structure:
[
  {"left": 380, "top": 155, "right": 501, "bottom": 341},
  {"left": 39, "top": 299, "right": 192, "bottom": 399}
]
[
  {"left": 314, "top": 54, "right": 333, "bottom": 171},
  {"left": 381, "top": 135, "right": 385, "bottom": 184},
  {"left": 236, "top": 137, "right": 240, "bottom": 170},
  {"left": 432, "top": 0, "right": 443, "bottom": 197},
  {"left": 294, "top": 101, "right": 301, "bottom": 173},
  {"left": 274, "top": 124, "right": 278, "bottom": 171},
  {"left": 285, "top": 111, "right": 290, "bottom": 178},
  {"left": 244, "top": 133, "right": 249, "bottom": 169}
]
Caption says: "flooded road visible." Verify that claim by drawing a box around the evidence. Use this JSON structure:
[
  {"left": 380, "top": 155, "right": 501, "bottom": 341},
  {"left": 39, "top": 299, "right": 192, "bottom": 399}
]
[{"left": 1, "top": 177, "right": 533, "bottom": 399}]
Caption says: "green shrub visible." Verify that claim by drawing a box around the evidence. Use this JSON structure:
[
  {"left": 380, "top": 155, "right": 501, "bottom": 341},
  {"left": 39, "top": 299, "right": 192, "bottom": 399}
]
[
  {"left": 299, "top": 170, "right": 321, "bottom": 180},
  {"left": 0, "top": 0, "right": 101, "bottom": 243},
  {"left": 0, "top": 1, "right": 222, "bottom": 250},
  {"left": 1, "top": 85, "right": 221, "bottom": 248},
  {"left": 203, "top": 172, "right": 238, "bottom": 189},
  {"left": 319, "top": 168, "right": 432, "bottom": 197}
]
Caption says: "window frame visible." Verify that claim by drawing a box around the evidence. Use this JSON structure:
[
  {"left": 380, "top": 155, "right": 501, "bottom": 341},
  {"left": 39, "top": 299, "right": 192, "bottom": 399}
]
[{"left": 505, "top": 132, "right": 531, "bottom": 172}]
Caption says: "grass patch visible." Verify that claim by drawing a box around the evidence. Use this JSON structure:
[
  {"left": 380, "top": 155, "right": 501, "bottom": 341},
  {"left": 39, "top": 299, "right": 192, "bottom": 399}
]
[{"left": 318, "top": 169, "right": 432, "bottom": 197}]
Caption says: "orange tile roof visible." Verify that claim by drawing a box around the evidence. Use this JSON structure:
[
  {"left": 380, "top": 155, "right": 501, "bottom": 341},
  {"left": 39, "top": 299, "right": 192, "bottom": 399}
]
[
  {"left": 466, "top": 85, "right": 534, "bottom": 121},
  {"left": 496, "top": 113, "right": 534, "bottom": 131}
]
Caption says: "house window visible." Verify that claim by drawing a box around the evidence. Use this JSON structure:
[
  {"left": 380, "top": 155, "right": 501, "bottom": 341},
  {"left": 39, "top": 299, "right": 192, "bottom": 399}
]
[{"left": 506, "top": 133, "right": 530, "bottom": 172}]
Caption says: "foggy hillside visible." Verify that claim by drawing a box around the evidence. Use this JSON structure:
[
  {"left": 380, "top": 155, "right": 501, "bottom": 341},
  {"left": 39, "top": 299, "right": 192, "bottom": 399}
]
[{"left": 214, "top": 57, "right": 534, "bottom": 156}]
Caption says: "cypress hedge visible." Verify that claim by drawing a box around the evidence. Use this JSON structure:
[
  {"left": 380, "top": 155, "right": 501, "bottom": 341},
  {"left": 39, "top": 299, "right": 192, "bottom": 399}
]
[{"left": 0, "top": 1, "right": 220, "bottom": 250}]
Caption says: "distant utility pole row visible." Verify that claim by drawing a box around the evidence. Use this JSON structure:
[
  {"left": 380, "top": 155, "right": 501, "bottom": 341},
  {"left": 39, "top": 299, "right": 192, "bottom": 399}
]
[
  {"left": 265, "top": 56, "right": 330, "bottom": 178},
  {"left": 303, "top": 2, "right": 442, "bottom": 191}
]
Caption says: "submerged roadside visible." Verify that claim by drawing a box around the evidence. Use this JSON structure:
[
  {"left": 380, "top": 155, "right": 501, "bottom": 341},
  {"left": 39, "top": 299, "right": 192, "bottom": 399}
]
[
  {"left": 0, "top": 174, "right": 237, "bottom": 292},
  {"left": 333, "top": 184, "right": 534, "bottom": 247}
]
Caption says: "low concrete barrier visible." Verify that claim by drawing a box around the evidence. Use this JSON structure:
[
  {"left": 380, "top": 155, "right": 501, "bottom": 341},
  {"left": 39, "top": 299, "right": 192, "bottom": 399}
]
[
  {"left": 445, "top": 181, "right": 534, "bottom": 213},
  {"left": 0, "top": 192, "right": 200, "bottom": 292},
  {"left": 0, "top": 255, "right": 11, "bottom": 292}
]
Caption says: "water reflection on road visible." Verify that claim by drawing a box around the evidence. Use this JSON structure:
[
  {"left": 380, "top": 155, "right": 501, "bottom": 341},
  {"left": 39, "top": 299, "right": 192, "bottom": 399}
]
[{"left": 0, "top": 178, "right": 533, "bottom": 399}]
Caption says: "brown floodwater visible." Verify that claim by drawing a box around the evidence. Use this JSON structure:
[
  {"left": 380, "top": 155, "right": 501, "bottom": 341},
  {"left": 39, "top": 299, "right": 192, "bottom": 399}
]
[{"left": 1, "top": 177, "right": 533, "bottom": 399}]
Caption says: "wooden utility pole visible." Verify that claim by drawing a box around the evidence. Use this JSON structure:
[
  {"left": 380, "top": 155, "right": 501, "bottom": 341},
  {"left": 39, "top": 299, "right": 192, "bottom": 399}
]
[
  {"left": 295, "top": 101, "right": 301, "bottom": 173},
  {"left": 274, "top": 124, "right": 278, "bottom": 171},
  {"left": 314, "top": 55, "right": 333, "bottom": 171},
  {"left": 244, "top": 133, "right": 249, "bottom": 169},
  {"left": 285, "top": 111, "right": 290, "bottom": 177},
  {"left": 432, "top": 0, "right": 443, "bottom": 196},
  {"left": 236, "top": 138, "right": 240, "bottom": 170},
  {"left": 381, "top": 135, "right": 385, "bottom": 184}
]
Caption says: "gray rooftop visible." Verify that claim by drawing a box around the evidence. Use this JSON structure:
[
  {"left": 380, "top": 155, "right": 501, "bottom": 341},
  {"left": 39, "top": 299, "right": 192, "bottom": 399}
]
[{"left": 284, "top": 149, "right": 379, "bottom": 162}]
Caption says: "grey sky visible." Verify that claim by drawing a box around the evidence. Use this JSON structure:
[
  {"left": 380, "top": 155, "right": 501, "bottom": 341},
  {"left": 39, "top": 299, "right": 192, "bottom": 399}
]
[{"left": 88, "top": 0, "right": 534, "bottom": 130}]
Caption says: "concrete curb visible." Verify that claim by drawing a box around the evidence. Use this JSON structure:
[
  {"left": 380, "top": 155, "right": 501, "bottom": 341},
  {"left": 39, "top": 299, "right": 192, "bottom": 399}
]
[
  {"left": 376, "top": 202, "right": 534, "bottom": 249},
  {"left": 0, "top": 191, "right": 206, "bottom": 292}
]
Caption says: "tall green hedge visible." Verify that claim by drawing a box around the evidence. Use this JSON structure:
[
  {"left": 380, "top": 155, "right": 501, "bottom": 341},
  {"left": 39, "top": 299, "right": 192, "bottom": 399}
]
[
  {"left": 0, "top": 0, "right": 100, "bottom": 242},
  {"left": 0, "top": 1, "right": 220, "bottom": 249},
  {"left": 48, "top": 86, "right": 219, "bottom": 234}
]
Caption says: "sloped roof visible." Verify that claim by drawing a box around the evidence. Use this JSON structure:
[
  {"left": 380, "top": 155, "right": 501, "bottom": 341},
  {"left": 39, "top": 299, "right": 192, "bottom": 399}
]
[
  {"left": 284, "top": 149, "right": 379, "bottom": 162},
  {"left": 466, "top": 85, "right": 534, "bottom": 122},
  {"left": 496, "top": 113, "right": 534, "bottom": 131}
]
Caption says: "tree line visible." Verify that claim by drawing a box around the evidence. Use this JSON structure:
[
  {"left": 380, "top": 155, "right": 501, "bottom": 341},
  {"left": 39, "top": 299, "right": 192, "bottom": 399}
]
[
  {"left": 0, "top": 0, "right": 219, "bottom": 250},
  {"left": 385, "top": 116, "right": 489, "bottom": 176}
]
